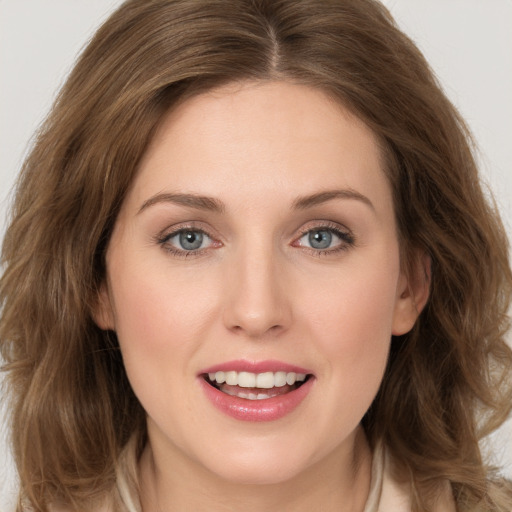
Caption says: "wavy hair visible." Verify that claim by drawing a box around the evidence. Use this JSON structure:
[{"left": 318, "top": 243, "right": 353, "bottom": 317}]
[{"left": 1, "top": 0, "right": 511, "bottom": 510}]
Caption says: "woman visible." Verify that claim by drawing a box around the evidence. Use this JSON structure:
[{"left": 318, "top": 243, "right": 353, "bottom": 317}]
[{"left": 1, "top": 0, "right": 511, "bottom": 511}]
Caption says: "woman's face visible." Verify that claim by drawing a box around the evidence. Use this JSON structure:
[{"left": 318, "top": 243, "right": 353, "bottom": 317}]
[{"left": 97, "top": 81, "right": 422, "bottom": 485}]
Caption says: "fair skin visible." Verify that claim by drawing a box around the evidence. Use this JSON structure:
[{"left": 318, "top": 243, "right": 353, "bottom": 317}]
[{"left": 96, "top": 81, "right": 428, "bottom": 512}]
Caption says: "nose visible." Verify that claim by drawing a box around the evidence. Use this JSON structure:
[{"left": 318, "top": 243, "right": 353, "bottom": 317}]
[{"left": 222, "top": 243, "right": 292, "bottom": 338}]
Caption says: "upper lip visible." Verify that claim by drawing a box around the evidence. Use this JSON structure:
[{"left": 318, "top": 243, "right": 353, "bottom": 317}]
[{"left": 199, "top": 359, "right": 313, "bottom": 376}]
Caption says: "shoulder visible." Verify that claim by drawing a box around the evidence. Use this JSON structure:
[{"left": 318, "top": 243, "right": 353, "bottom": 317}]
[
  {"left": 365, "top": 441, "right": 456, "bottom": 512},
  {"left": 49, "top": 438, "right": 141, "bottom": 512},
  {"left": 380, "top": 467, "right": 455, "bottom": 512}
]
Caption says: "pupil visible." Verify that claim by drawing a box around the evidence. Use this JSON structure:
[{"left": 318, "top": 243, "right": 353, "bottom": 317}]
[
  {"left": 309, "top": 230, "right": 331, "bottom": 249},
  {"left": 180, "top": 231, "right": 203, "bottom": 250}
]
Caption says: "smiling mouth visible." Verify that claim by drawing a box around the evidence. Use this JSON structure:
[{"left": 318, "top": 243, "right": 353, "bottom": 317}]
[{"left": 203, "top": 370, "right": 312, "bottom": 400}]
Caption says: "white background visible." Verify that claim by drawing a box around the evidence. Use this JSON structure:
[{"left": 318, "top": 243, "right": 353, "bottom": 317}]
[{"left": 1, "top": 1, "right": 511, "bottom": 510}]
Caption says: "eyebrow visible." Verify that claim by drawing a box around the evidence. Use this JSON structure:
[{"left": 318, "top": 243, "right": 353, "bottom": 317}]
[
  {"left": 292, "top": 189, "right": 375, "bottom": 211},
  {"left": 138, "top": 188, "right": 374, "bottom": 215},
  {"left": 138, "top": 192, "right": 225, "bottom": 214}
]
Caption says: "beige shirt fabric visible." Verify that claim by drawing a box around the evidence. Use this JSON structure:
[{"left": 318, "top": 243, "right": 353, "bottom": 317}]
[
  {"left": 362, "top": 443, "right": 456, "bottom": 512},
  {"left": 114, "top": 440, "right": 456, "bottom": 512}
]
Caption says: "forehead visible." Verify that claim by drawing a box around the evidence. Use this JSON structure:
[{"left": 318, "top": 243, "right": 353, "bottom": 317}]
[{"left": 126, "top": 80, "right": 392, "bottom": 215}]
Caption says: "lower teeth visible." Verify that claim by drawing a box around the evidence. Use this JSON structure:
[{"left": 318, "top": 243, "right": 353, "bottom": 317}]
[
  {"left": 223, "top": 389, "right": 272, "bottom": 400},
  {"left": 208, "top": 379, "right": 304, "bottom": 400}
]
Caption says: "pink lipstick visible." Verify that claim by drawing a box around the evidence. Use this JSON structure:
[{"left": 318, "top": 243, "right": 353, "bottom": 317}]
[{"left": 198, "top": 360, "right": 314, "bottom": 422}]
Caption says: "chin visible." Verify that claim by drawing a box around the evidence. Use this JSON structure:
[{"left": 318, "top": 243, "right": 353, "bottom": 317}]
[
  {"left": 207, "top": 458, "right": 306, "bottom": 486},
  {"left": 194, "top": 436, "right": 322, "bottom": 487}
]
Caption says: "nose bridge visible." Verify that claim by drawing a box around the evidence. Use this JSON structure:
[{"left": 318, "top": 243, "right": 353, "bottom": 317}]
[{"left": 223, "top": 236, "right": 291, "bottom": 337}]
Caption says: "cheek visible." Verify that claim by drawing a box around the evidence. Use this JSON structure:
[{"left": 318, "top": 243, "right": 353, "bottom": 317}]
[
  {"left": 107, "top": 259, "right": 222, "bottom": 399},
  {"left": 107, "top": 262, "right": 224, "bottom": 429},
  {"left": 111, "top": 261, "right": 216, "bottom": 344},
  {"left": 301, "top": 252, "right": 399, "bottom": 394}
]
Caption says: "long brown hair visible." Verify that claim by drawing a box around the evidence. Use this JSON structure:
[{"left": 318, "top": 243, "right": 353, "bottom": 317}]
[{"left": 1, "top": 1, "right": 511, "bottom": 510}]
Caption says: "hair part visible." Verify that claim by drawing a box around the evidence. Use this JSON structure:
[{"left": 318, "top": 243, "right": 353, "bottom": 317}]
[{"left": 1, "top": 1, "right": 511, "bottom": 510}]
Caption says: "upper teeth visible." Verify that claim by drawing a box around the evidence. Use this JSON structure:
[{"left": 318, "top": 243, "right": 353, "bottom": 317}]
[{"left": 208, "top": 371, "right": 307, "bottom": 388}]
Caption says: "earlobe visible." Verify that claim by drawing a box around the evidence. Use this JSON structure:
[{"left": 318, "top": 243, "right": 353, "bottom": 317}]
[
  {"left": 392, "top": 251, "right": 431, "bottom": 336},
  {"left": 92, "top": 282, "right": 116, "bottom": 331}
]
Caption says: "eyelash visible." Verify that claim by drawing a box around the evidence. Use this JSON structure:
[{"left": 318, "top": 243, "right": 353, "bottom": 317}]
[{"left": 155, "top": 222, "right": 355, "bottom": 258}]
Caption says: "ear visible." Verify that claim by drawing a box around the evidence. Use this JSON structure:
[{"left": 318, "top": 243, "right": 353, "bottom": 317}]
[
  {"left": 92, "top": 281, "right": 116, "bottom": 331},
  {"left": 392, "top": 250, "right": 431, "bottom": 336}
]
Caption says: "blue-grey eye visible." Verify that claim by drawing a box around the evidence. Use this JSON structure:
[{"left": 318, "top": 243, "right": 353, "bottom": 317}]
[
  {"left": 308, "top": 229, "right": 332, "bottom": 249},
  {"left": 178, "top": 230, "right": 204, "bottom": 250},
  {"left": 296, "top": 226, "right": 352, "bottom": 252},
  {"left": 159, "top": 227, "right": 217, "bottom": 255}
]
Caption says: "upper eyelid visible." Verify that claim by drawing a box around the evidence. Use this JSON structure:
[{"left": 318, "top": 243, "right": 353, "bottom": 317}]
[
  {"left": 157, "top": 222, "right": 220, "bottom": 242},
  {"left": 295, "top": 220, "right": 353, "bottom": 236},
  {"left": 161, "top": 226, "right": 210, "bottom": 241}
]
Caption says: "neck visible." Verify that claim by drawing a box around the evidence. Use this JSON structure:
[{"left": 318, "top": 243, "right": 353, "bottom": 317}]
[{"left": 139, "top": 426, "right": 372, "bottom": 512}]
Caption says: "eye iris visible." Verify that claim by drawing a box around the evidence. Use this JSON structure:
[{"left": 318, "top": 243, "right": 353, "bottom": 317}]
[
  {"left": 179, "top": 231, "right": 203, "bottom": 250},
  {"left": 309, "top": 230, "right": 332, "bottom": 249}
]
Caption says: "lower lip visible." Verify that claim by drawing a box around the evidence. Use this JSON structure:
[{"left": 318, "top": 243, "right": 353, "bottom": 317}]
[{"left": 199, "top": 377, "right": 314, "bottom": 422}]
